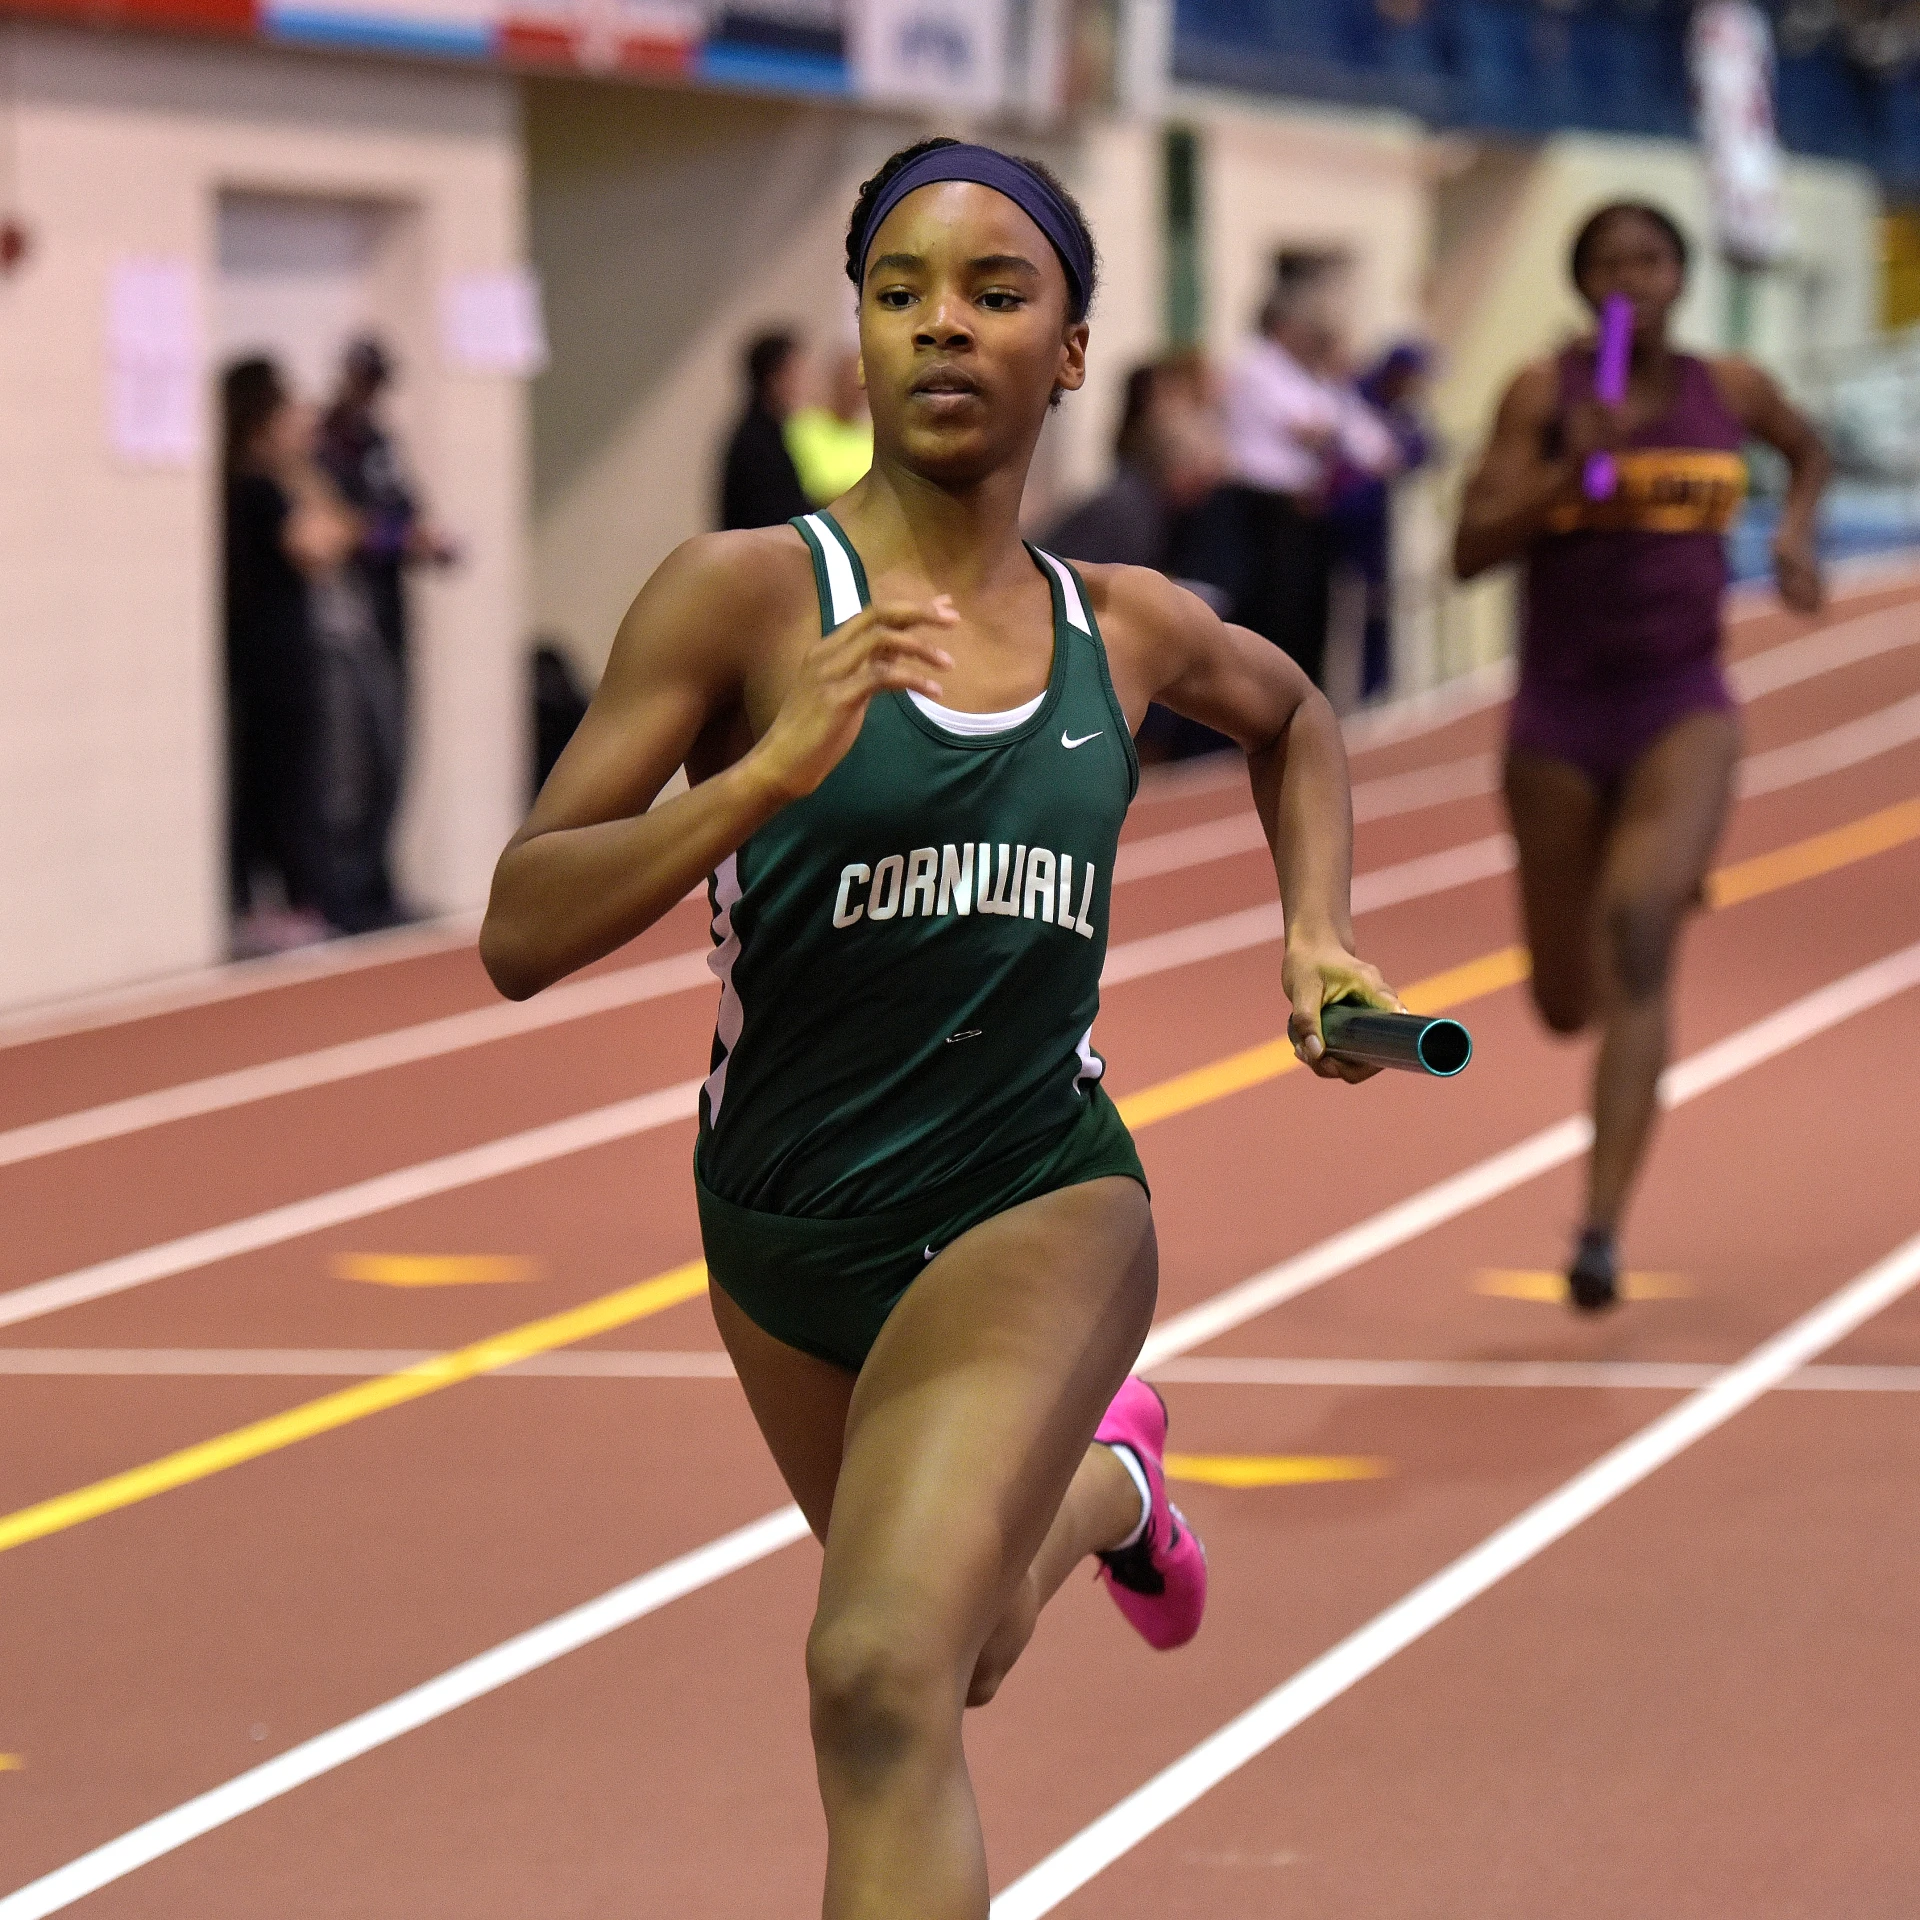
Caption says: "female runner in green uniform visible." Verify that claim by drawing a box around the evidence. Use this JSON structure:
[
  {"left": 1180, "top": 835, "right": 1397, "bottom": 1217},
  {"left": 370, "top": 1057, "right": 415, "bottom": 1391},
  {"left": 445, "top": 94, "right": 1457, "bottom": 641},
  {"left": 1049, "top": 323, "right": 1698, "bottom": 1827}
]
[{"left": 481, "top": 138, "right": 1398, "bottom": 1920}]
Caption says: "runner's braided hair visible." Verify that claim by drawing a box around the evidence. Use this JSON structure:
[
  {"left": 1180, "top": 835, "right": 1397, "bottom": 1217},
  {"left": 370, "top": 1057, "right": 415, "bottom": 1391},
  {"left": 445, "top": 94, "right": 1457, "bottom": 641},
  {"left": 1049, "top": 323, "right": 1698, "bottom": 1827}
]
[{"left": 844, "top": 137, "right": 1100, "bottom": 318}]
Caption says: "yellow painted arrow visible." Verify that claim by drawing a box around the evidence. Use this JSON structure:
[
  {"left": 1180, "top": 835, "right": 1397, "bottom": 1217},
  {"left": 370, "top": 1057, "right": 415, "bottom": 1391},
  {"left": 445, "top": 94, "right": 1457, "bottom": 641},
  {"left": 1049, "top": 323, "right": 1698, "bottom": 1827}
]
[
  {"left": 1475, "top": 1268, "right": 1692, "bottom": 1303},
  {"left": 1162, "top": 1453, "right": 1392, "bottom": 1489},
  {"left": 332, "top": 1253, "right": 539, "bottom": 1288}
]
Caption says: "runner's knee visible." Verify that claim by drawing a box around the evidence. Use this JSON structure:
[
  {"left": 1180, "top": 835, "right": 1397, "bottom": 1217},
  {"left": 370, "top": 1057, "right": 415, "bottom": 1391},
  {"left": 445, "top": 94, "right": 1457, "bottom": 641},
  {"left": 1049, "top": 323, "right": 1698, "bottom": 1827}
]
[
  {"left": 1604, "top": 889, "right": 1685, "bottom": 1002},
  {"left": 1531, "top": 975, "right": 1590, "bottom": 1035},
  {"left": 807, "top": 1604, "right": 956, "bottom": 1780}
]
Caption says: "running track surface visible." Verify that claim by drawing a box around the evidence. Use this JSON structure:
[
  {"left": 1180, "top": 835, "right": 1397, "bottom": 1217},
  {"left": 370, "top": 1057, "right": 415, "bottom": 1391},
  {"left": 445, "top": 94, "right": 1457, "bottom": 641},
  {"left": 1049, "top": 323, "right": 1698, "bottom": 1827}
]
[{"left": 4, "top": 573, "right": 1919, "bottom": 1917}]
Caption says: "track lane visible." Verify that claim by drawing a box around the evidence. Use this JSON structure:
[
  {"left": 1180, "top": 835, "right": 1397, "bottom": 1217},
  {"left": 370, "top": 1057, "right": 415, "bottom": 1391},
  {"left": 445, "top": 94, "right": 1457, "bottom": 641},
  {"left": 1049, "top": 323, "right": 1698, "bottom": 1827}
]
[
  {"left": 7, "top": 921, "right": 1912, "bottom": 1912},
  {"left": 8, "top": 711, "right": 1915, "bottom": 1304},
  {"left": 7, "top": 579, "right": 1912, "bottom": 1920}
]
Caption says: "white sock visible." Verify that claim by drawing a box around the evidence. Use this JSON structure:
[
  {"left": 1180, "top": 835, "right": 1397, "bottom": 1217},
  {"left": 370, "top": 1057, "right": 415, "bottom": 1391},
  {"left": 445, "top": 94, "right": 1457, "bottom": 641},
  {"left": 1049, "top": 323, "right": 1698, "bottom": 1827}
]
[{"left": 1102, "top": 1442, "right": 1153, "bottom": 1551}]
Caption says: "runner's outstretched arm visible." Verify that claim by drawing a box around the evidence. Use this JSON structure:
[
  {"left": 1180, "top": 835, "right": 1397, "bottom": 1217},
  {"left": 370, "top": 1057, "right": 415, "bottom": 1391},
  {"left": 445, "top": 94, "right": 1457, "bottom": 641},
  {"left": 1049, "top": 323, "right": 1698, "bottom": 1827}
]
[{"left": 1094, "top": 565, "right": 1401, "bottom": 1079}]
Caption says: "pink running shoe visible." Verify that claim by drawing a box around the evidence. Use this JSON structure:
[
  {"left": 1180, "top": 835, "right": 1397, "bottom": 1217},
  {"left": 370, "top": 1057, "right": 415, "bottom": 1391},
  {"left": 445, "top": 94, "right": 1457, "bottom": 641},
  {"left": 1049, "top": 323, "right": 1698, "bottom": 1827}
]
[{"left": 1094, "top": 1377, "right": 1207, "bottom": 1651}]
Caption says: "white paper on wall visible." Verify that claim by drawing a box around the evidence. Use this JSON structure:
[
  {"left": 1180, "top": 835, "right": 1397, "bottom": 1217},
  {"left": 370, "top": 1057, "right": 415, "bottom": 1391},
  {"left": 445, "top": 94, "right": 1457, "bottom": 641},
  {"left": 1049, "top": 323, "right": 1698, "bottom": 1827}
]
[
  {"left": 107, "top": 257, "right": 202, "bottom": 468},
  {"left": 440, "top": 268, "right": 549, "bottom": 376}
]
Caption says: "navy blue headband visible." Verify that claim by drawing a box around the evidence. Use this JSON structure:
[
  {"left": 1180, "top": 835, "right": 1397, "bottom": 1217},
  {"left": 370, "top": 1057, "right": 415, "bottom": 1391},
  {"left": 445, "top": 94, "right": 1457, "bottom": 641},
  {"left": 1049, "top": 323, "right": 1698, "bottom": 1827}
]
[{"left": 855, "top": 144, "right": 1092, "bottom": 322}]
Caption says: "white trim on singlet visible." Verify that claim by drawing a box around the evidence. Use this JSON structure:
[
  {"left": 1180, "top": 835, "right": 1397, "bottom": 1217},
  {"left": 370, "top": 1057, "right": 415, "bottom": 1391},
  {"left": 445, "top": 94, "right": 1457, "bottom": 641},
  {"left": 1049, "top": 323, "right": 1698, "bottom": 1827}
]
[
  {"left": 906, "top": 688, "right": 1046, "bottom": 737},
  {"left": 1073, "top": 1024, "right": 1105, "bottom": 1093},
  {"left": 1033, "top": 549, "right": 1091, "bottom": 634},
  {"left": 803, "top": 512, "right": 864, "bottom": 627},
  {"left": 702, "top": 854, "right": 745, "bottom": 1124}
]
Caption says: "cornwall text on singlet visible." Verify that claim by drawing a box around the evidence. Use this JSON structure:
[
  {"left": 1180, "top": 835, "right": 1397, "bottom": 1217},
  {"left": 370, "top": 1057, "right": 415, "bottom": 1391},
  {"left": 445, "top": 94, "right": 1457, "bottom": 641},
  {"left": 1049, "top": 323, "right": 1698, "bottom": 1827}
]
[{"left": 695, "top": 511, "right": 1137, "bottom": 1218}]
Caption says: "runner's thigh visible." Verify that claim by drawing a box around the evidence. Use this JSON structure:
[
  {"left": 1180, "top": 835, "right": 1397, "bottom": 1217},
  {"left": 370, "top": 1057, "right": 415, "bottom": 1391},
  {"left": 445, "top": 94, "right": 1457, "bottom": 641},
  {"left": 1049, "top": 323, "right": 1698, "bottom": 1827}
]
[
  {"left": 814, "top": 1177, "right": 1157, "bottom": 1664},
  {"left": 1503, "top": 748, "right": 1608, "bottom": 1030},
  {"left": 1602, "top": 709, "right": 1740, "bottom": 901},
  {"left": 710, "top": 1284, "right": 856, "bottom": 1540}
]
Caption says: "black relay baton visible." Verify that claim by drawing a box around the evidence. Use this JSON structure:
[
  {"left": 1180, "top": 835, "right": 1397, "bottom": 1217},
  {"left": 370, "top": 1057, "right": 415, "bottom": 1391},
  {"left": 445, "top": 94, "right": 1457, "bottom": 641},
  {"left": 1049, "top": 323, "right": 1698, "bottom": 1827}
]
[{"left": 1320, "top": 1003, "right": 1473, "bottom": 1077}]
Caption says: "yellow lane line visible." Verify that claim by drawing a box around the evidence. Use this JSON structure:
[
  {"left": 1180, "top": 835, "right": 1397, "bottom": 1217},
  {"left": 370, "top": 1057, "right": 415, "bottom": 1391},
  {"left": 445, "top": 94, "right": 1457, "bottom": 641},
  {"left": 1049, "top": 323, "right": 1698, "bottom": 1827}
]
[
  {"left": 1163, "top": 1453, "right": 1392, "bottom": 1488},
  {"left": 0, "top": 1261, "right": 707, "bottom": 1556},
  {"left": 1117, "top": 946, "right": 1529, "bottom": 1131},
  {"left": 1120, "top": 795, "right": 1920, "bottom": 1135},
  {"left": 9, "top": 796, "right": 1916, "bottom": 1558},
  {"left": 1707, "top": 795, "right": 1920, "bottom": 908}
]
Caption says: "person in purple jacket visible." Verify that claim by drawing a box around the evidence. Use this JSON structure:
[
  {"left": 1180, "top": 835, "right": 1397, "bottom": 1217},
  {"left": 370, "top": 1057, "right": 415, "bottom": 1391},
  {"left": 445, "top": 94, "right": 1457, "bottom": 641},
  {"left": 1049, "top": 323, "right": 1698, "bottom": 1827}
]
[{"left": 1454, "top": 201, "right": 1829, "bottom": 1310}]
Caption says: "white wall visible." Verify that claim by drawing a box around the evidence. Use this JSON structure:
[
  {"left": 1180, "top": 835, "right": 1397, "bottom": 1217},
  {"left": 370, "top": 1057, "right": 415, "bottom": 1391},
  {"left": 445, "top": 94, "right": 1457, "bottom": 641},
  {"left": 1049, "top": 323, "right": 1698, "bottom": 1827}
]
[{"left": 0, "top": 24, "right": 527, "bottom": 1011}]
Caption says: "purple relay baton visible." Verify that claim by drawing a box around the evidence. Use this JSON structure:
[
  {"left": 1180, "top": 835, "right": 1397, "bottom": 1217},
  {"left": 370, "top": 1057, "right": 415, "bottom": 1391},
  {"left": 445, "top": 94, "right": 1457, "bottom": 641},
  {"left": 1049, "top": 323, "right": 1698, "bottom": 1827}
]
[{"left": 1582, "top": 293, "right": 1633, "bottom": 502}]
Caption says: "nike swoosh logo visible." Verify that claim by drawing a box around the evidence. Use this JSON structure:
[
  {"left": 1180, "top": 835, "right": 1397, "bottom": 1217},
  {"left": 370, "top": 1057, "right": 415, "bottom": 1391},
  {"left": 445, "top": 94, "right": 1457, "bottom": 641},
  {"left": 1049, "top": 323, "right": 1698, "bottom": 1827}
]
[
  {"left": 924, "top": 1245, "right": 940, "bottom": 1262},
  {"left": 1062, "top": 729, "right": 1103, "bottom": 749}
]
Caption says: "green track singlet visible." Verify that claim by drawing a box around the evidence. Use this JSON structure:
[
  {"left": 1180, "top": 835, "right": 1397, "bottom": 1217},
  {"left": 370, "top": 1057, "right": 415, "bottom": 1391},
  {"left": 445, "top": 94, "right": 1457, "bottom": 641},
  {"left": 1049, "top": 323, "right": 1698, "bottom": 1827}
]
[{"left": 694, "top": 510, "right": 1138, "bottom": 1220}]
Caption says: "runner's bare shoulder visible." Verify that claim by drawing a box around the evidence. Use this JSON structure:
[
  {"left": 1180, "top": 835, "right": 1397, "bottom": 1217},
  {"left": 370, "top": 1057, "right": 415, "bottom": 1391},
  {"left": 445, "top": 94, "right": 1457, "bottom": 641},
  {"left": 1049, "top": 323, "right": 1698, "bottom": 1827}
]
[{"left": 601, "top": 523, "right": 818, "bottom": 700}]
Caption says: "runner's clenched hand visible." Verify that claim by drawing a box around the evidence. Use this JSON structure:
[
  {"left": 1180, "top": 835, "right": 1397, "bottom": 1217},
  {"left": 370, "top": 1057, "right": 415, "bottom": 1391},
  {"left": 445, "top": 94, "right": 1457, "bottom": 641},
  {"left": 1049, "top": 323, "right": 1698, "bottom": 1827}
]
[
  {"left": 1283, "top": 935, "right": 1403, "bottom": 1083},
  {"left": 752, "top": 597, "right": 960, "bottom": 800}
]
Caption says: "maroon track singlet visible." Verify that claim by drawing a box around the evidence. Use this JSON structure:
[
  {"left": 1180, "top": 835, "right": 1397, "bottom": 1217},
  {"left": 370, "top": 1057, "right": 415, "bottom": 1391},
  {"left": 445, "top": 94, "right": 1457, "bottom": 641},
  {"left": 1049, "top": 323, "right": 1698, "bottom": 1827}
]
[{"left": 1510, "top": 347, "right": 1747, "bottom": 785}]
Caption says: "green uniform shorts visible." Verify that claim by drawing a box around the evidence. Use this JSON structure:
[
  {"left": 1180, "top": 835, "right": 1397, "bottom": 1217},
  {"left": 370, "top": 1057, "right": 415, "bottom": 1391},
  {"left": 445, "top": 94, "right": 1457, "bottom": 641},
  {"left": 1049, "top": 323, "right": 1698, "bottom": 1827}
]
[{"left": 695, "top": 1087, "right": 1147, "bottom": 1374}]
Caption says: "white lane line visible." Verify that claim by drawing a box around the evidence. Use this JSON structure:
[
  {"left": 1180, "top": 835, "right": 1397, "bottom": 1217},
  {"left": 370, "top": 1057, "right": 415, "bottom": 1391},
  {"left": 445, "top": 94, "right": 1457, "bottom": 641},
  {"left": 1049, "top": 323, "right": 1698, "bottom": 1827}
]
[
  {"left": 1103, "top": 834, "right": 1515, "bottom": 986},
  {"left": 0, "top": 1348, "right": 740, "bottom": 1378},
  {"left": 6, "top": 580, "right": 1912, "bottom": 1060},
  {"left": 990, "top": 1224, "right": 1920, "bottom": 1920},
  {"left": 1353, "top": 753, "right": 1499, "bottom": 823},
  {"left": 0, "top": 1505, "right": 814, "bottom": 1920},
  {"left": 1738, "top": 688, "right": 1920, "bottom": 797},
  {"left": 1138, "top": 938, "right": 1920, "bottom": 1366},
  {"left": 1128, "top": 571, "right": 1919, "bottom": 797},
  {"left": 9, "top": 871, "right": 1919, "bottom": 1348},
  {"left": 1725, "top": 598, "right": 1920, "bottom": 700},
  {"left": 0, "top": 1081, "right": 704, "bottom": 1333},
  {"left": 1339, "top": 663, "right": 1514, "bottom": 754},
  {"left": 0, "top": 915, "right": 484, "bottom": 1049},
  {"left": 0, "top": 949, "right": 715, "bottom": 1172},
  {"left": 0, "top": 831, "right": 1514, "bottom": 1173},
  {"left": 11, "top": 1347, "right": 1919, "bottom": 1391},
  {"left": 1151, "top": 1356, "right": 1920, "bottom": 1391},
  {"left": 6, "top": 944, "right": 1914, "bottom": 1916},
  {"left": 4, "top": 843, "right": 1506, "bottom": 1306},
  {"left": 1123, "top": 670, "right": 1920, "bottom": 887},
  {"left": 13, "top": 650, "right": 1919, "bottom": 1173}
]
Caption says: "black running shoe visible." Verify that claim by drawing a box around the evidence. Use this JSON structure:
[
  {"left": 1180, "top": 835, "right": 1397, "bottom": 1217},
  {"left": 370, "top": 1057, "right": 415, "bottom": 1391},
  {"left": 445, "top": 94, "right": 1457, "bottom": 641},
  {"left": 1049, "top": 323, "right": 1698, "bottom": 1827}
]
[{"left": 1567, "top": 1227, "right": 1619, "bottom": 1313}]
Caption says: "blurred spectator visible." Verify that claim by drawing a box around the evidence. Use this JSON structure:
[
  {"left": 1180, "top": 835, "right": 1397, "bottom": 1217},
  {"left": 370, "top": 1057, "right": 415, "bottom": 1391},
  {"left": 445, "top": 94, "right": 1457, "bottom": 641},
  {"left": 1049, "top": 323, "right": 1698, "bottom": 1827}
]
[
  {"left": 719, "top": 330, "right": 811, "bottom": 530},
  {"left": 1046, "top": 364, "right": 1175, "bottom": 568},
  {"left": 318, "top": 336, "right": 454, "bottom": 929},
  {"left": 308, "top": 517, "right": 401, "bottom": 936},
  {"left": 786, "top": 339, "right": 873, "bottom": 507},
  {"left": 319, "top": 337, "right": 457, "bottom": 668},
  {"left": 1328, "top": 341, "right": 1438, "bottom": 700},
  {"left": 1047, "top": 356, "right": 1230, "bottom": 572},
  {"left": 1222, "top": 282, "right": 1401, "bottom": 687},
  {"left": 531, "top": 637, "right": 590, "bottom": 801},
  {"left": 222, "top": 357, "right": 355, "bottom": 956},
  {"left": 1046, "top": 357, "right": 1233, "bottom": 761}
]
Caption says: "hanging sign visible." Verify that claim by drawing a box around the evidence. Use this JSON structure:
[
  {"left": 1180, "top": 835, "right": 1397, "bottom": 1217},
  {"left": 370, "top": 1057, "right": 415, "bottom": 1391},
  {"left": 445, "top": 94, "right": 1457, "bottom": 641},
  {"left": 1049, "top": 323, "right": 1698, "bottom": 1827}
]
[{"left": 1688, "top": 0, "right": 1791, "bottom": 268}]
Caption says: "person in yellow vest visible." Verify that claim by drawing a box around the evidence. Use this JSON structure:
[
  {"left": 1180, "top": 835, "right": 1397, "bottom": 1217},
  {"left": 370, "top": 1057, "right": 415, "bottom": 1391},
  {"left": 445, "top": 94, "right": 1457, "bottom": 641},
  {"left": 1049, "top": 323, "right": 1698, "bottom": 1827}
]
[{"left": 786, "top": 338, "right": 874, "bottom": 506}]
